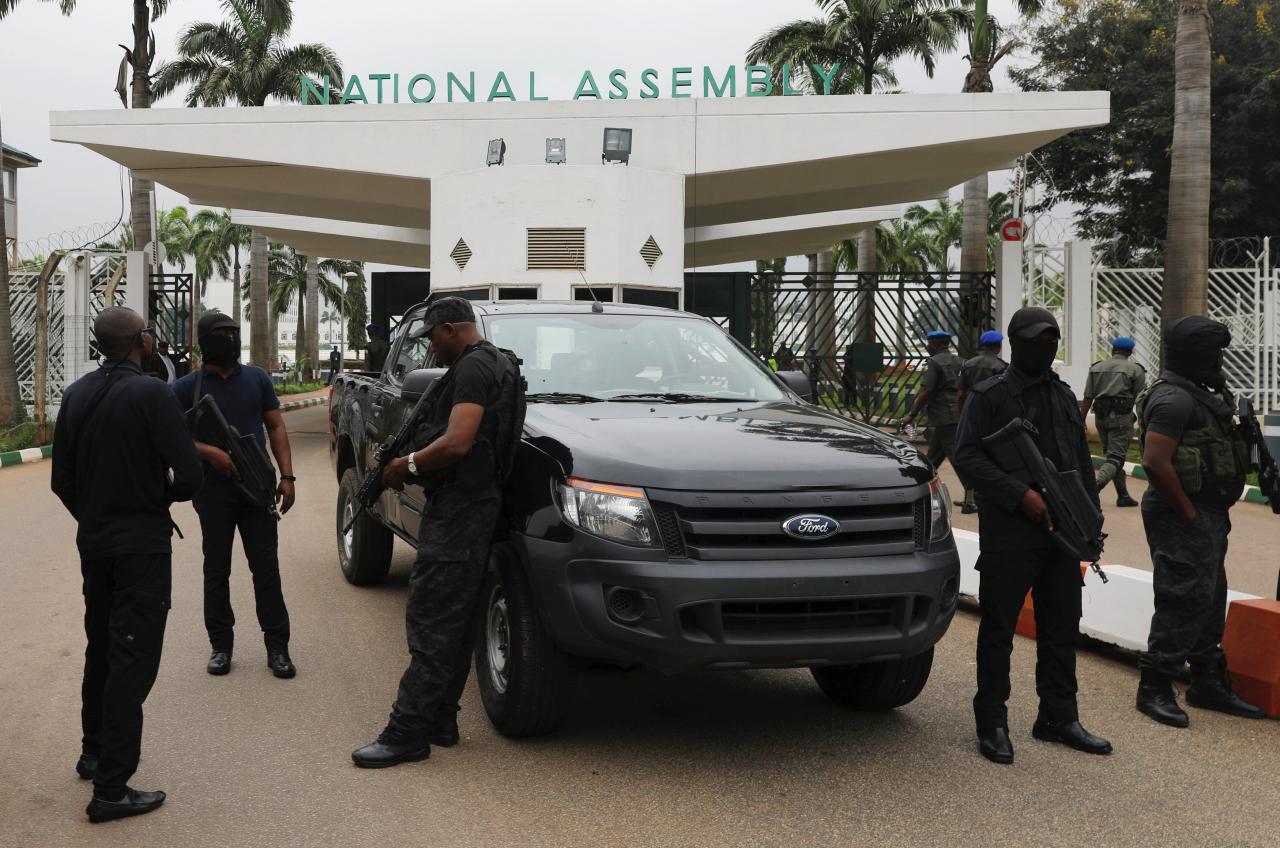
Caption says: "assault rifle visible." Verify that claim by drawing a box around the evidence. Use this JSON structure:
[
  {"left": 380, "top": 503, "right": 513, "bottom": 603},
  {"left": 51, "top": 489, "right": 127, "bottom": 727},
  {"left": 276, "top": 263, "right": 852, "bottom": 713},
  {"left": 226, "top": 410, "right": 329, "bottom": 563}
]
[
  {"left": 194, "top": 394, "right": 280, "bottom": 521},
  {"left": 981, "top": 417, "right": 1109, "bottom": 583},
  {"left": 342, "top": 371, "right": 448, "bottom": 536}
]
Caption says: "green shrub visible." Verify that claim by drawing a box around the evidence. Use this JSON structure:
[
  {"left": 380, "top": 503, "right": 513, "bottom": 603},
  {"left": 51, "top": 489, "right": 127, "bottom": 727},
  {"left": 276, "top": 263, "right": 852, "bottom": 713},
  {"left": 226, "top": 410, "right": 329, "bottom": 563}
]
[
  {"left": 277, "top": 382, "right": 327, "bottom": 396},
  {"left": 0, "top": 421, "right": 41, "bottom": 453}
]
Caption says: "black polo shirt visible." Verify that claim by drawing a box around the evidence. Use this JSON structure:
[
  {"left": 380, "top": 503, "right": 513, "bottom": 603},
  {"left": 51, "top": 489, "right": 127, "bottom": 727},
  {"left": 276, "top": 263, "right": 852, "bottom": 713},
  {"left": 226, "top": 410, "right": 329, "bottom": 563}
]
[
  {"left": 173, "top": 364, "right": 280, "bottom": 451},
  {"left": 51, "top": 360, "right": 204, "bottom": 557}
]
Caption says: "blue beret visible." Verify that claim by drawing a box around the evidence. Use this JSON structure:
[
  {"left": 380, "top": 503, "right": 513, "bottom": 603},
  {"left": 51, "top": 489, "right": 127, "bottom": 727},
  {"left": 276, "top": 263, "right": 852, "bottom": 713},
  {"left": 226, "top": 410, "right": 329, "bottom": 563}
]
[
  {"left": 1112, "top": 336, "right": 1136, "bottom": 351},
  {"left": 926, "top": 330, "right": 951, "bottom": 340},
  {"left": 980, "top": 331, "right": 1004, "bottom": 345}
]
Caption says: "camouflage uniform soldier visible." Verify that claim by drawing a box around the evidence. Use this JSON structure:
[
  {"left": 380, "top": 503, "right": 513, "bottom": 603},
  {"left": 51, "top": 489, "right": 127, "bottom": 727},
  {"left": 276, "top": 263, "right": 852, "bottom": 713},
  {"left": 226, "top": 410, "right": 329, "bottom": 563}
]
[
  {"left": 353, "top": 298, "right": 525, "bottom": 768},
  {"left": 1080, "top": 337, "right": 1145, "bottom": 507},
  {"left": 902, "top": 330, "right": 963, "bottom": 474},
  {"left": 955, "top": 330, "right": 1008, "bottom": 513},
  {"left": 1134, "top": 316, "right": 1265, "bottom": 728}
]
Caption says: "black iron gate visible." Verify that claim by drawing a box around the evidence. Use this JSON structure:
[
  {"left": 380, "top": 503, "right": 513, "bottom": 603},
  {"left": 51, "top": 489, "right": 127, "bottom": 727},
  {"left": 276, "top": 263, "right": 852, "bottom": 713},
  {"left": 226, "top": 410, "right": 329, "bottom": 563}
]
[
  {"left": 686, "top": 271, "right": 995, "bottom": 423},
  {"left": 149, "top": 272, "right": 195, "bottom": 376}
]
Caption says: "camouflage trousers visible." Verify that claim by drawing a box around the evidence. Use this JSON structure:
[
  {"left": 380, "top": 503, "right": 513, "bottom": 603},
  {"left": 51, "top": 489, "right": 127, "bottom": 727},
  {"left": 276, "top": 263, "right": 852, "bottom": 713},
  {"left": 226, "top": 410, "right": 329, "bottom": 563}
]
[
  {"left": 1138, "top": 506, "right": 1231, "bottom": 681},
  {"left": 386, "top": 484, "right": 502, "bottom": 740},
  {"left": 1093, "top": 415, "right": 1134, "bottom": 497}
]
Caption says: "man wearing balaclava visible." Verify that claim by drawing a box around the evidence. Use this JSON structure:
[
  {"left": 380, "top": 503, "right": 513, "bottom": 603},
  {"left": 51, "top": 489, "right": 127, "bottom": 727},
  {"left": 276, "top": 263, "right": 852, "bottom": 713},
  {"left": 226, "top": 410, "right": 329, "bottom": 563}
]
[
  {"left": 1134, "top": 316, "right": 1265, "bottom": 727},
  {"left": 172, "top": 312, "right": 299, "bottom": 680},
  {"left": 953, "top": 307, "right": 1112, "bottom": 765}
]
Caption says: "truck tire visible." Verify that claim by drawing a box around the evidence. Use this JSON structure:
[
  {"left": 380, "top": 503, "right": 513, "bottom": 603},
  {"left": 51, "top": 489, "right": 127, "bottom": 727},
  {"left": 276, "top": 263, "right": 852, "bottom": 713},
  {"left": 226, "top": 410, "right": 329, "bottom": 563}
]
[
  {"left": 810, "top": 647, "right": 934, "bottom": 711},
  {"left": 475, "top": 543, "right": 576, "bottom": 737},
  {"left": 336, "top": 467, "right": 394, "bottom": 586}
]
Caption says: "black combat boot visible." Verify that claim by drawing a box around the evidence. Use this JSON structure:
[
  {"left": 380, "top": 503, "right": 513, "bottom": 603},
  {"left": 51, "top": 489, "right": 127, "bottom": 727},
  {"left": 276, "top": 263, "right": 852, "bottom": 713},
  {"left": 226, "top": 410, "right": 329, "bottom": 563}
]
[
  {"left": 351, "top": 730, "right": 430, "bottom": 769},
  {"left": 977, "top": 727, "right": 1014, "bottom": 764},
  {"left": 1114, "top": 472, "right": 1138, "bottom": 507},
  {"left": 75, "top": 754, "right": 98, "bottom": 781},
  {"left": 1187, "top": 668, "right": 1267, "bottom": 719},
  {"left": 1136, "top": 675, "right": 1190, "bottom": 728},
  {"left": 429, "top": 704, "right": 460, "bottom": 748}
]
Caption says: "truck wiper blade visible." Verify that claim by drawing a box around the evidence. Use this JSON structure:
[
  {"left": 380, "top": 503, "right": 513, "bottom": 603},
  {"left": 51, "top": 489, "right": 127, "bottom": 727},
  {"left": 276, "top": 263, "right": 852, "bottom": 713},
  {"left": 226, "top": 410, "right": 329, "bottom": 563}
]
[
  {"left": 608, "top": 392, "right": 742, "bottom": 403},
  {"left": 525, "top": 392, "right": 602, "bottom": 403}
]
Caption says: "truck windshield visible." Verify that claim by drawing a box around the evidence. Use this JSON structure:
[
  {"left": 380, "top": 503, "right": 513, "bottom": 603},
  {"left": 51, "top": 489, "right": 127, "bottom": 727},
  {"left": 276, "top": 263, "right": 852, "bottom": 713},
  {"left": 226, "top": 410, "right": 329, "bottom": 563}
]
[{"left": 487, "top": 313, "right": 787, "bottom": 402}]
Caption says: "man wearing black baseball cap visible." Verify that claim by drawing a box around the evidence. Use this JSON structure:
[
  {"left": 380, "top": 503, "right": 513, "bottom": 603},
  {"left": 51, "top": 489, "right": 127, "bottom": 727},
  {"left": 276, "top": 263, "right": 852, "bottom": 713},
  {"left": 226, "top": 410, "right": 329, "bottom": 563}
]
[
  {"left": 954, "top": 306, "right": 1111, "bottom": 764},
  {"left": 353, "top": 297, "right": 525, "bottom": 768},
  {"left": 173, "top": 311, "right": 298, "bottom": 679}
]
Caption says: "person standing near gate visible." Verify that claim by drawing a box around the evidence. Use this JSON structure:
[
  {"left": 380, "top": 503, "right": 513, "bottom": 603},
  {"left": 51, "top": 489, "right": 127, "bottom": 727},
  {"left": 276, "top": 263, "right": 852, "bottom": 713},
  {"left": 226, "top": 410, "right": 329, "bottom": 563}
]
[
  {"left": 352, "top": 297, "right": 524, "bottom": 768},
  {"left": 51, "top": 306, "right": 203, "bottom": 822},
  {"left": 955, "top": 330, "right": 1008, "bottom": 513},
  {"left": 328, "top": 347, "right": 342, "bottom": 383},
  {"left": 172, "top": 312, "right": 298, "bottom": 679},
  {"left": 953, "top": 307, "right": 1112, "bottom": 765},
  {"left": 1080, "top": 337, "right": 1144, "bottom": 507},
  {"left": 1134, "top": 316, "right": 1265, "bottom": 727},
  {"left": 902, "top": 330, "right": 963, "bottom": 474}
]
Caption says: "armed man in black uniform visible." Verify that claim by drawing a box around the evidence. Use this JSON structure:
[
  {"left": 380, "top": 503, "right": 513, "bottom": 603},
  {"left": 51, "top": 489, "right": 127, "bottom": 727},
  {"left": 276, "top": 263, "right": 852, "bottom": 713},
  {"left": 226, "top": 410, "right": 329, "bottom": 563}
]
[
  {"left": 956, "top": 330, "right": 1008, "bottom": 513},
  {"left": 902, "top": 329, "right": 963, "bottom": 474},
  {"left": 1081, "top": 336, "right": 1145, "bottom": 507},
  {"left": 953, "top": 307, "right": 1112, "bottom": 765},
  {"left": 51, "top": 307, "right": 203, "bottom": 822},
  {"left": 353, "top": 297, "right": 524, "bottom": 768},
  {"left": 1134, "top": 316, "right": 1266, "bottom": 727}
]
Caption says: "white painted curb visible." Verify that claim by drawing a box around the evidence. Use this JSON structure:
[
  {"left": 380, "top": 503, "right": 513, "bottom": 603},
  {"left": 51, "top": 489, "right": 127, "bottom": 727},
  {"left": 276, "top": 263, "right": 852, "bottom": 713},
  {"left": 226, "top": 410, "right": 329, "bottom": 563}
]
[{"left": 280, "top": 396, "right": 326, "bottom": 412}]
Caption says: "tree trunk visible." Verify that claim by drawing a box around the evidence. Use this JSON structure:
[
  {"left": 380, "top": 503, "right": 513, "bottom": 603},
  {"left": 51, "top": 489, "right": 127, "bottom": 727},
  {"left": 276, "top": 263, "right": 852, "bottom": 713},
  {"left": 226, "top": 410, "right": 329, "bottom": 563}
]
[
  {"left": 270, "top": 306, "right": 279, "bottom": 370},
  {"left": 129, "top": 1, "right": 154, "bottom": 287},
  {"left": 961, "top": 174, "right": 989, "bottom": 274},
  {"left": 305, "top": 255, "right": 319, "bottom": 381},
  {"left": 804, "top": 253, "right": 818, "bottom": 353},
  {"left": 815, "top": 250, "right": 836, "bottom": 391},
  {"left": 249, "top": 230, "right": 270, "bottom": 366},
  {"left": 1162, "top": 0, "right": 1212, "bottom": 324},
  {"left": 0, "top": 111, "right": 27, "bottom": 426},
  {"left": 231, "top": 244, "right": 242, "bottom": 324},
  {"left": 856, "top": 228, "right": 877, "bottom": 342},
  {"left": 294, "top": 290, "right": 305, "bottom": 380}
]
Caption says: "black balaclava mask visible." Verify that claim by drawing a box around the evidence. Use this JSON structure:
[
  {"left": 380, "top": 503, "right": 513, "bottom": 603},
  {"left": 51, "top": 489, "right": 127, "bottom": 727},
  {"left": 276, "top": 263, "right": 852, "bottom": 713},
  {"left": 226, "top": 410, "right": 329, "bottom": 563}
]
[
  {"left": 1007, "top": 306, "right": 1060, "bottom": 374},
  {"left": 200, "top": 332, "right": 241, "bottom": 368},
  {"left": 1164, "top": 316, "right": 1230, "bottom": 391}
]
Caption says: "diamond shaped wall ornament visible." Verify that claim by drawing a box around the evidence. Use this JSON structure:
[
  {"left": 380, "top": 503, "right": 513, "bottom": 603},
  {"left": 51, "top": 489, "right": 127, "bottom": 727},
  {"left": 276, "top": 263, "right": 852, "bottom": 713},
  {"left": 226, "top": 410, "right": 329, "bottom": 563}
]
[
  {"left": 450, "top": 237, "right": 472, "bottom": 270},
  {"left": 640, "top": 235, "right": 662, "bottom": 268}
]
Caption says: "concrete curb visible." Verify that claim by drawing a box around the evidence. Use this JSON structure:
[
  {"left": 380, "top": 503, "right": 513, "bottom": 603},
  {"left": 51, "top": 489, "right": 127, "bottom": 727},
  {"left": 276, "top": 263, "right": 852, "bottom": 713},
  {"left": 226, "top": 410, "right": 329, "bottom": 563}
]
[
  {"left": 1090, "top": 454, "right": 1270, "bottom": 507},
  {"left": 0, "top": 396, "right": 326, "bottom": 472}
]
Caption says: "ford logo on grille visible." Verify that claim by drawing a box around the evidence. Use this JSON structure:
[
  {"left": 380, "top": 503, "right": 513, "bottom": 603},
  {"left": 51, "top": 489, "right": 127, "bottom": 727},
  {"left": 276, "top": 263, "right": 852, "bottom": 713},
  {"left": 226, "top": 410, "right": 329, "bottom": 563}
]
[{"left": 781, "top": 514, "right": 840, "bottom": 541}]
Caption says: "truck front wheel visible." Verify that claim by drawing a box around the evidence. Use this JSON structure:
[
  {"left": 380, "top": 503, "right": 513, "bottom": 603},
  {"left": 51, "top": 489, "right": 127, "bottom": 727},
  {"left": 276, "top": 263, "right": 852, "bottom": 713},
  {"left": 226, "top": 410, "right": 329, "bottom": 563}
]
[
  {"left": 475, "top": 543, "right": 576, "bottom": 736},
  {"left": 810, "top": 648, "right": 934, "bottom": 711},
  {"left": 337, "top": 467, "right": 394, "bottom": 585}
]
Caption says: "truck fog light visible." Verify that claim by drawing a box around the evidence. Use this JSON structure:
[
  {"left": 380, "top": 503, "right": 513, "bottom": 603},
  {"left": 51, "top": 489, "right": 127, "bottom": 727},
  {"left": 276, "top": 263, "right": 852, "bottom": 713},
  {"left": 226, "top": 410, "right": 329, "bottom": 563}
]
[
  {"left": 557, "top": 477, "right": 661, "bottom": 547},
  {"left": 605, "top": 586, "right": 647, "bottom": 624}
]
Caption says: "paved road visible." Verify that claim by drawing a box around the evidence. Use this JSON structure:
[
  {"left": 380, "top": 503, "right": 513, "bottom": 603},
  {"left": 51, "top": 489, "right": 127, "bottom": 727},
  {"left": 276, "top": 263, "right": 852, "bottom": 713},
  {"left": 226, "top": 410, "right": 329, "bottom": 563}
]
[
  {"left": 2, "top": 404, "right": 1277, "bottom": 848},
  {"left": 934, "top": 455, "right": 1280, "bottom": 599}
]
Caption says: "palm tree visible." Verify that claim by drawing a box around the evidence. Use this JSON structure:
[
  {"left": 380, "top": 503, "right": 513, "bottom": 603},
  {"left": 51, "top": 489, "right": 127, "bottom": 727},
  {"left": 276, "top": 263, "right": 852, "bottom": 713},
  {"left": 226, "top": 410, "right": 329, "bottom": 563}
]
[
  {"left": 959, "top": 2, "right": 1042, "bottom": 278},
  {"left": 153, "top": 0, "right": 342, "bottom": 368},
  {"left": 265, "top": 246, "right": 350, "bottom": 379},
  {"left": 1162, "top": 0, "right": 1212, "bottom": 323},
  {"left": 0, "top": 0, "right": 77, "bottom": 428},
  {"left": 904, "top": 198, "right": 963, "bottom": 271},
  {"left": 342, "top": 267, "right": 369, "bottom": 352},
  {"left": 190, "top": 208, "right": 249, "bottom": 323}
]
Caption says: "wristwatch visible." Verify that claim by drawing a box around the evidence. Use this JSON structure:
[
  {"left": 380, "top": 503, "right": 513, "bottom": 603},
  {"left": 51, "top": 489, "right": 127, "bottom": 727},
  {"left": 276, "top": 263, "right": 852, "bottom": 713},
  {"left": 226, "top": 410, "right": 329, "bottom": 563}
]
[{"left": 405, "top": 453, "right": 418, "bottom": 475}]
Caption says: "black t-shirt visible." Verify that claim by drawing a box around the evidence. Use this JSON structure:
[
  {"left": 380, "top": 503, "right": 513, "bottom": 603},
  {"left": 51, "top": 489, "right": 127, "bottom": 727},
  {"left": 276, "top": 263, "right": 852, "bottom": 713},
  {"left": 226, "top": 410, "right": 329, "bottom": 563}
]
[
  {"left": 422, "top": 343, "right": 503, "bottom": 435},
  {"left": 1141, "top": 381, "right": 1235, "bottom": 510}
]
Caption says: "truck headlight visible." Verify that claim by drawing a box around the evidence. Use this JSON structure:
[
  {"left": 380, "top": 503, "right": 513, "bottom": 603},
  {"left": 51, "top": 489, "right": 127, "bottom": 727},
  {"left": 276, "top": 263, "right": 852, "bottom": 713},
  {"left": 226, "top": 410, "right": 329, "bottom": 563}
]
[
  {"left": 557, "top": 477, "right": 661, "bottom": 547},
  {"left": 928, "top": 477, "right": 952, "bottom": 543}
]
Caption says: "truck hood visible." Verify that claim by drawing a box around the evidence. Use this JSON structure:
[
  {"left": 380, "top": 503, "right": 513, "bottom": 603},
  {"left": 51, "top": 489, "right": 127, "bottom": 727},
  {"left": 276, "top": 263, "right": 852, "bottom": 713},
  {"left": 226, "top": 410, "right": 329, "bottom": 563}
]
[{"left": 523, "top": 400, "right": 932, "bottom": 491}]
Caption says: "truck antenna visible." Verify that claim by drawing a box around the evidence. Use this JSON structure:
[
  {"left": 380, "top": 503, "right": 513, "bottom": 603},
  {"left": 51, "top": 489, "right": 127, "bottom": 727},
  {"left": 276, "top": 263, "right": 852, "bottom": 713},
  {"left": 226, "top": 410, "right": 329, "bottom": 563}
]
[{"left": 574, "top": 242, "right": 604, "bottom": 312}]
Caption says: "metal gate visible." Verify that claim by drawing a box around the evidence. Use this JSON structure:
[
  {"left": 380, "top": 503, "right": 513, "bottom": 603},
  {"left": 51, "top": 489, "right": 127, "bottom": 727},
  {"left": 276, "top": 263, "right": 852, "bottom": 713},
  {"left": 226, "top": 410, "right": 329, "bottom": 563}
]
[
  {"left": 149, "top": 272, "right": 194, "bottom": 375},
  {"left": 686, "top": 271, "right": 995, "bottom": 422}
]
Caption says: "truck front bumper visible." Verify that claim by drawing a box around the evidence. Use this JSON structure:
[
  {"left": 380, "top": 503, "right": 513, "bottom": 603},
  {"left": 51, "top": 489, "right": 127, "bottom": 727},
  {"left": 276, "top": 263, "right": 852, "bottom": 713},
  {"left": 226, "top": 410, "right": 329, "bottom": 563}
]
[{"left": 520, "top": 536, "right": 960, "bottom": 674}]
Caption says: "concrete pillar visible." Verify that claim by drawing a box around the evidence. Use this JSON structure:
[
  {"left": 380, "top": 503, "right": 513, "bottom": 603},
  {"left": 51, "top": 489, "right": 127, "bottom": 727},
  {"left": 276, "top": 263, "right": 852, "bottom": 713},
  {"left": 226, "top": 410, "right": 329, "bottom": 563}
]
[
  {"left": 995, "top": 239, "right": 1022, "bottom": 337},
  {"left": 124, "top": 251, "right": 147, "bottom": 317},
  {"left": 62, "top": 252, "right": 94, "bottom": 382},
  {"left": 1062, "top": 240, "right": 1094, "bottom": 392}
]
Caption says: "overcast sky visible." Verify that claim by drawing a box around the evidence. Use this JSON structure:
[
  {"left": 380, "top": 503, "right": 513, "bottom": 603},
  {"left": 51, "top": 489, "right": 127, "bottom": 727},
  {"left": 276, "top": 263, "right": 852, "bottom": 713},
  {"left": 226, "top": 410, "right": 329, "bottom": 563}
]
[{"left": 1, "top": 0, "right": 1029, "bottom": 313}]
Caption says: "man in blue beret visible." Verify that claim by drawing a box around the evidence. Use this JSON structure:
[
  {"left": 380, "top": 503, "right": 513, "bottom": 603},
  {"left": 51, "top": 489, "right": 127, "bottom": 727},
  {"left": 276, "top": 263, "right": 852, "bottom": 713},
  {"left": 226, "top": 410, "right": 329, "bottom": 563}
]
[
  {"left": 955, "top": 331, "right": 1008, "bottom": 513},
  {"left": 1081, "top": 336, "right": 1146, "bottom": 507}
]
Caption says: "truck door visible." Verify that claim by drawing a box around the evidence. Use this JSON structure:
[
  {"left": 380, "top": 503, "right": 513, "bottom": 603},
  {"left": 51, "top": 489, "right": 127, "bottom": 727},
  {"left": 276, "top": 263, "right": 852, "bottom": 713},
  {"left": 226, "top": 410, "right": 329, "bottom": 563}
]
[{"left": 380, "top": 314, "right": 434, "bottom": 534}]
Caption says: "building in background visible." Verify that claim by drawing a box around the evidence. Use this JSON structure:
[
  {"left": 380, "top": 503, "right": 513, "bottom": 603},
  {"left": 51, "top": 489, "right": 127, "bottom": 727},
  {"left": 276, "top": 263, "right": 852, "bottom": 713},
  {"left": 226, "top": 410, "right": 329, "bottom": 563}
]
[{"left": 3, "top": 142, "right": 41, "bottom": 265}]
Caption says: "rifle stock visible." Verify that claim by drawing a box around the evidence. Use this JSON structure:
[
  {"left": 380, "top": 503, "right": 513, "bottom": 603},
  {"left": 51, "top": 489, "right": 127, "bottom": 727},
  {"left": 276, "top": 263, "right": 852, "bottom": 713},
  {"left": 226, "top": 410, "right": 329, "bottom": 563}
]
[{"left": 981, "top": 417, "right": 1109, "bottom": 582}]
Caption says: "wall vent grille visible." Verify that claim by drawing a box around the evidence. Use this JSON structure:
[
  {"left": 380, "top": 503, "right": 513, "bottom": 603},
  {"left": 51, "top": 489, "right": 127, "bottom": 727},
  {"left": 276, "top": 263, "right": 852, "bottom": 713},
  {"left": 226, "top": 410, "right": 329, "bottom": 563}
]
[
  {"left": 450, "top": 238, "right": 472, "bottom": 270},
  {"left": 527, "top": 228, "right": 586, "bottom": 270},
  {"left": 640, "top": 235, "right": 662, "bottom": 268}
]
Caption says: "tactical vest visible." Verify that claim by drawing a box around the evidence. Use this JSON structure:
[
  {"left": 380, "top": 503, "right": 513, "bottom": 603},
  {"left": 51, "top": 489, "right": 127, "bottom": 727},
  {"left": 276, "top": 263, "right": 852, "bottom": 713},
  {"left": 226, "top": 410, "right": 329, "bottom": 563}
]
[{"left": 1137, "top": 377, "right": 1248, "bottom": 498}]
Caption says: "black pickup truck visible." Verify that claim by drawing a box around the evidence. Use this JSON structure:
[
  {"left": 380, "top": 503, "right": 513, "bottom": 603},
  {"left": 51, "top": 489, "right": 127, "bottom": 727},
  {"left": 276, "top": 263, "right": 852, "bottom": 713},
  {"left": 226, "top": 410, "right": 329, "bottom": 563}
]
[{"left": 329, "top": 300, "right": 958, "bottom": 736}]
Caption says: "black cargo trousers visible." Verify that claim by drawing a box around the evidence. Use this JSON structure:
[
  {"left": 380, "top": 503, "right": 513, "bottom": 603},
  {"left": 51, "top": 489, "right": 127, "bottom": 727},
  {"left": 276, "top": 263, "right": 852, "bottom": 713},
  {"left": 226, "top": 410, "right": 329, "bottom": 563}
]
[
  {"left": 194, "top": 475, "right": 290, "bottom": 655},
  {"left": 1139, "top": 506, "right": 1232, "bottom": 682},
  {"left": 80, "top": 553, "right": 171, "bottom": 796},
  {"left": 385, "top": 483, "right": 503, "bottom": 740}
]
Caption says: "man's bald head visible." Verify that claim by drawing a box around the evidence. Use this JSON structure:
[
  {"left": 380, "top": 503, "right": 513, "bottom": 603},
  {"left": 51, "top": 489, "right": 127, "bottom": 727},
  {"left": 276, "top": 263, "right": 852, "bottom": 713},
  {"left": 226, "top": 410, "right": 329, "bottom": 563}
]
[{"left": 93, "top": 307, "right": 146, "bottom": 360}]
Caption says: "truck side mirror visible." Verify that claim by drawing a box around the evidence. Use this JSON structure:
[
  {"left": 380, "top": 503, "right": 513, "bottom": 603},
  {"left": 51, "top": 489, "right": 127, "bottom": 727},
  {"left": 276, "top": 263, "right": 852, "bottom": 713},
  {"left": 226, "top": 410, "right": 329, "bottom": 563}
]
[
  {"left": 775, "top": 370, "right": 814, "bottom": 403},
  {"left": 401, "top": 367, "right": 447, "bottom": 402}
]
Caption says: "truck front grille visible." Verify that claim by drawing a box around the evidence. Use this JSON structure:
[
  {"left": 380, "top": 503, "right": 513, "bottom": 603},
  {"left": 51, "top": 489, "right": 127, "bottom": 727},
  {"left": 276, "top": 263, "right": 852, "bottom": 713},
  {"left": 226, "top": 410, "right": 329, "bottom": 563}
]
[
  {"left": 647, "top": 486, "right": 927, "bottom": 562},
  {"left": 720, "top": 598, "right": 897, "bottom": 633}
]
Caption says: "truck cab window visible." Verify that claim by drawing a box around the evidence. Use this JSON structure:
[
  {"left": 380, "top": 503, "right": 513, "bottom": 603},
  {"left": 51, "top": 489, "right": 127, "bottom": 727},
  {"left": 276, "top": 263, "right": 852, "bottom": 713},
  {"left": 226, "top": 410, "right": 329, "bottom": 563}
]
[{"left": 389, "top": 317, "right": 430, "bottom": 383}]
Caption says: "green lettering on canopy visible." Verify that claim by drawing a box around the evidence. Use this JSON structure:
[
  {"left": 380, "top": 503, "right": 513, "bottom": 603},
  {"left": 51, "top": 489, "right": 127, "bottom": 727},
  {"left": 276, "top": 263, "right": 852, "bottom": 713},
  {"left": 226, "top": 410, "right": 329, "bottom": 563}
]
[
  {"left": 812, "top": 63, "right": 841, "bottom": 95},
  {"left": 408, "top": 74, "right": 435, "bottom": 102},
  {"left": 781, "top": 64, "right": 803, "bottom": 96},
  {"left": 370, "top": 73, "right": 391, "bottom": 103},
  {"left": 300, "top": 75, "right": 328, "bottom": 104},
  {"left": 574, "top": 70, "right": 601, "bottom": 100},
  {"left": 746, "top": 65, "right": 773, "bottom": 97},
  {"left": 529, "top": 71, "right": 547, "bottom": 101},
  {"left": 488, "top": 71, "right": 516, "bottom": 102},
  {"left": 341, "top": 75, "right": 367, "bottom": 104},
  {"left": 640, "top": 68, "right": 660, "bottom": 99},
  {"left": 671, "top": 67, "right": 692, "bottom": 98},
  {"left": 608, "top": 69, "right": 628, "bottom": 100},
  {"left": 704, "top": 66, "right": 736, "bottom": 98},
  {"left": 447, "top": 72, "right": 475, "bottom": 102}
]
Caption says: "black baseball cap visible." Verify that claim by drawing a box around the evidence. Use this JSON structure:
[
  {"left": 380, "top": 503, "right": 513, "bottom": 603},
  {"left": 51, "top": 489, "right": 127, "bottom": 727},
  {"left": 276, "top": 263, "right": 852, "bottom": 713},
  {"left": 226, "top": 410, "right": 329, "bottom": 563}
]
[
  {"left": 197, "top": 311, "right": 239, "bottom": 338},
  {"left": 423, "top": 296, "right": 476, "bottom": 335},
  {"left": 1007, "top": 306, "right": 1060, "bottom": 340}
]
